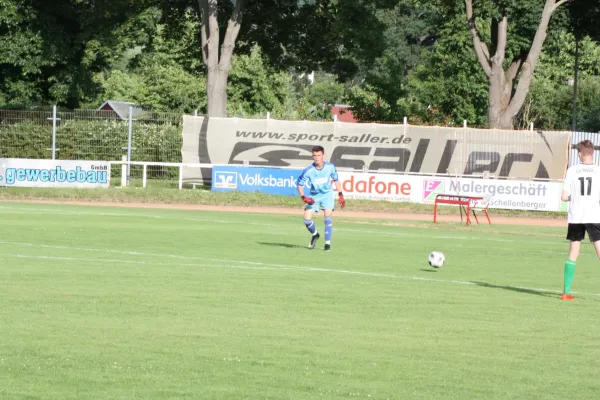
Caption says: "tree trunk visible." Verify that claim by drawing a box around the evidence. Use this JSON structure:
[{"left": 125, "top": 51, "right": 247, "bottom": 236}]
[
  {"left": 465, "top": 0, "right": 570, "bottom": 129},
  {"left": 207, "top": 70, "right": 228, "bottom": 117},
  {"left": 488, "top": 70, "right": 516, "bottom": 129},
  {"left": 199, "top": 0, "right": 246, "bottom": 118}
]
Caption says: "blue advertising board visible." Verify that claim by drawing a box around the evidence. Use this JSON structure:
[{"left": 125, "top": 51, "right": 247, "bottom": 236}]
[{"left": 211, "top": 165, "right": 304, "bottom": 196}]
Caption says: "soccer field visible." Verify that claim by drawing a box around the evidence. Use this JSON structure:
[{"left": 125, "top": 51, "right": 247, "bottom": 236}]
[{"left": 0, "top": 202, "right": 599, "bottom": 399}]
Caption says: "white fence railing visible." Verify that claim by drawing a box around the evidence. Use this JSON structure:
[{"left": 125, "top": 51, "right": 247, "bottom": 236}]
[{"left": 108, "top": 161, "right": 564, "bottom": 190}]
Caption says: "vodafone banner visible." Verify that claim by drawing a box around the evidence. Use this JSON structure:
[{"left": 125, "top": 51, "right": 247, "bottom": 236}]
[
  {"left": 338, "top": 172, "right": 421, "bottom": 202},
  {"left": 337, "top": 171, "right": 564, "bottom": 212}
]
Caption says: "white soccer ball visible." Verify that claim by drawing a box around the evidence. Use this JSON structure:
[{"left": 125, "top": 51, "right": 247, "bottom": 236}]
[{"left": 428, "top": 251, "right": 445, "bottom": 268}]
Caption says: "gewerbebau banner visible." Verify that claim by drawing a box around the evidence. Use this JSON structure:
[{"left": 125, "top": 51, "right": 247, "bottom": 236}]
[
  {"left": 0, "top": 158, "right": 110, "bottom": 188},
  {"left": 182, "top": 116, "right": 570, "bottom": 184},
  {"left": 211, "top": 165, "right": 302, "bottom": 196}
]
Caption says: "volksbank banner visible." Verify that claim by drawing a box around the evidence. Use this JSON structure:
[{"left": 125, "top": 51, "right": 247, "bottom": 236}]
[
  {"left": 182, "top": 116, "right": 571, "bottom": 184},
  {"left": 211, "top": 165, "right": 302, "bottom": 196},
  {"left": 0, "top": 158, "right": 110, "bottom": 188}
]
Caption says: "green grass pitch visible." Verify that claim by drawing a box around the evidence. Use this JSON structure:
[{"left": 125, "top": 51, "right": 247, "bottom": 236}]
[{"left": 0, "top": 202, "right": 599, "bottom": 399}]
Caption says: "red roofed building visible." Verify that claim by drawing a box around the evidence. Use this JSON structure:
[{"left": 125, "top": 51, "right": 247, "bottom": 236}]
[{"left": 329, "top": 104, "right": 358, "bottom": 123}]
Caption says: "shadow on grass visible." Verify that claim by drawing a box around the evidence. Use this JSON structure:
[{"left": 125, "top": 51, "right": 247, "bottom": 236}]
[
  {"left": 257, "top": 242, "right": 307, "bottom": 249},
  {"left": 420, "top": 268, "right": 439, "bottom": 273},
  {"left": 471, "top": 281, "right": 558, "bottom": 298}
]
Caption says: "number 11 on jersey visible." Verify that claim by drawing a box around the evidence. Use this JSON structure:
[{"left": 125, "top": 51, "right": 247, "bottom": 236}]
[{"left": 578, "top": 176, "right": 592, "bottom": 196}]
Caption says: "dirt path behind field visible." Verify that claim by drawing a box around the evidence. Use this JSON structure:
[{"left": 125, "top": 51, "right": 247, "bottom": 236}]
[{"left": 1, "top": 199, "right": 567, "bottom": 227}]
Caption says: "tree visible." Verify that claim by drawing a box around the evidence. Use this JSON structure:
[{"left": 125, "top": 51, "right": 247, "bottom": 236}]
[
  {"left": 227, "top": 45, "right": 295, "bottom": 118},
  {"left": 362, "top": 1, "right": 441, "bottom": 121},
  {"left": 460, "top": 0, "right": 572, "bottom": 129},
  {"left": 157, "top": 0, "right": 389, "bottom": 117},
  {"left": 0, "top": 0, "right": 154, "bottom": 109},
  {"left": 516, "top": 32, "right": 600, "bottom": 130},
  {"left": 195, "top": 0, "right": 246, "bottom": 117},
  {"left": 0, "top": 0, "right": 50, "bottom": 107},
  {"left": 403, "top": 12, "right": 489, "bottom": 126}
]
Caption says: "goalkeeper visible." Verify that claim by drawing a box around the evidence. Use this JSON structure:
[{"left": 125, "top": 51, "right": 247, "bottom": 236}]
[{"left": 295, "top": 145, "right": 345, "bottom": 252}]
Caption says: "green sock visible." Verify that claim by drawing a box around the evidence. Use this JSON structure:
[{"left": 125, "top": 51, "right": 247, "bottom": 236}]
[{"left": 563, "top": 259, "right": 576, "bottom": 294}]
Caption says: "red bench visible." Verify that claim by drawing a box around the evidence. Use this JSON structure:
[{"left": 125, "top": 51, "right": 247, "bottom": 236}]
[{"left": 433, "top": 194, "right": 491, "bottom": 225}]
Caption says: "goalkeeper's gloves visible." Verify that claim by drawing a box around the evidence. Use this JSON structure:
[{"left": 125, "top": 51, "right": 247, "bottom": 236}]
[
  {"left": 338, "top": 192, "right": 345, "bottom": 209},
  {"left": 302, "top": 195, "right": 315, "bottom": 205}
]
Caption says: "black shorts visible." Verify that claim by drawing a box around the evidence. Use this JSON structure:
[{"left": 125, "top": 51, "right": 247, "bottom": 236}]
[{"left": 566, "top": 223, "right": 600, "bottom": 242}]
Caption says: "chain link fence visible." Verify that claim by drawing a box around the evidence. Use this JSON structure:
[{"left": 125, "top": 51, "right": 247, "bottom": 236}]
[{"left": 0, "top": 108, "right": 183, "bottom": 186}]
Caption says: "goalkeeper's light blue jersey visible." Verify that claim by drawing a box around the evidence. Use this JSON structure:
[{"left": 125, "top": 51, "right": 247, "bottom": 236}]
[{"left": 295, "top": 162, "right": 339, "bottom": 195}]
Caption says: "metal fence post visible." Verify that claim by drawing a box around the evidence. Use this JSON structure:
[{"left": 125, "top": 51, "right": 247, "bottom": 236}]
[
  {"left": 127, "top": 106, "right": 133, "bottom": 186},
  {"left": 121, "top": 155, "right": 127, "bottom": 187},
  {"left": 52, "top": 105, "right": 57, "bottom": 160}
]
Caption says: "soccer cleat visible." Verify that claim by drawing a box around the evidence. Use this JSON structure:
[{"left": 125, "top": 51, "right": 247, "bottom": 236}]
[
  {"left": 308, "top": 233, "right": 320, "bottom": 249},
  {"left": 561, "top": 293, "right": 574, "bottom": 301},
  {"left": 324, "top": 244, "right": 331, "bottom": 252}
]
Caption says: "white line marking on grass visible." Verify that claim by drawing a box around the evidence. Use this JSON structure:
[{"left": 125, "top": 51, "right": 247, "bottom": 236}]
[
  {"left": 0, "top": 207, "right": 284, "bottom": 227},
  {"left": 0, "top": 253, "right": 290, "bottom": 272},
  {"left": 1, "top": 243, "right": 599, "bottom": 298},
  {"left": 0, "top": 206, "right": 562, "bottom": 246},
  {"left": 0, "top": 240, "right": 296, "bottom": 268}
]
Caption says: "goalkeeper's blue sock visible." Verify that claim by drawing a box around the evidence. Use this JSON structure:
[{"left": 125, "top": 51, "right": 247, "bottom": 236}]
[
  {"left": 324, "top": 216, "right": 332, "bottom": 242},
  {"left": 304, "top": 219, "right": 317, "bottom": 235}
]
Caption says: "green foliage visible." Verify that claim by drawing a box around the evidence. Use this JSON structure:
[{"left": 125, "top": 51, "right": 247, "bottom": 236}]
[
  {"left": 343, "top": 84, "right": 388, "bottom": 121},
  {"left": 227, "top": 46, "right": 296, "bottom": 118},
  {"left": 405, "top": 15, "right": 489, "bottom": 126},
  {"left": 0, "top": 120, "right": 52, "bottom": 158},
  {"left": 567, "top": 0, "right": 600, "bottom": 40},
  {"left": 572, "top": 77, "right": 600, "bottom": 132},
  {"left": 0, "top": 0, "right": 47, "bottom": 107},
  {"left": 90, "top": 70, "right": 145, "bottom": 105},
  {"left": 85, "top": 14, "right": 208, "bottom": 114},
  {"left": 1, "top": 0, "right": 599, "bottom": 131},
  {"left": 360, "top": 1, "right": 440, "bottom": 120},
  {"left": 87, "top": 63, "right": 206, "bottom": 114},
  {"left": 237, "top": 0, "right": 388, "bottom": 82},
  {"left": 136, "top": 60, "right": 207, "bottom": 113},
  {"left": 517, "top": 32, "right": 600, "bottom": 131},
  {"left": 295, "top": 73, "right": 346, "bottom": 120},
  {"left": 521, "top": 76, "right": 600, "bottom": 133}
]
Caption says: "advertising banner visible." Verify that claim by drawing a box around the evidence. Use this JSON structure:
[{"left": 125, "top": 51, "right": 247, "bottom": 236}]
[
  {"left": 338, "top": 172, "right": 422, "bottom": 202},
  {"left": 437, "top": 177, "right": 562, "bottom": 211},
  {"left": 0, "top": 158, "right": 110, "bottom": 188},
  {"left": 209, "top": 164, "right": 565, "bottom": 212},
  {"left": 336, "top": 171, "right": 564, "bottom": 212},
  {"left": 211, "top": 165, "right": 302, "bottom": 196},
  {"left": 182, "top": 116, "right": 570, "bottom": 184}
]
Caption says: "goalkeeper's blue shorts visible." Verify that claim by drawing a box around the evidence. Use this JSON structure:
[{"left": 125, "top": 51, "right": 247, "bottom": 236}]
[{"left": 305, "top": 192, "right": 335, "bottom": 213}]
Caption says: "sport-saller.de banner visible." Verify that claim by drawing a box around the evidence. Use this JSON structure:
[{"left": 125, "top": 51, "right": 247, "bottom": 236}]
[
  {"left": 181, "top": 116, "right": 571, "bottom": 184},
  {"left": 0, "top": 158, "right": 110, "bottom": 188}
]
